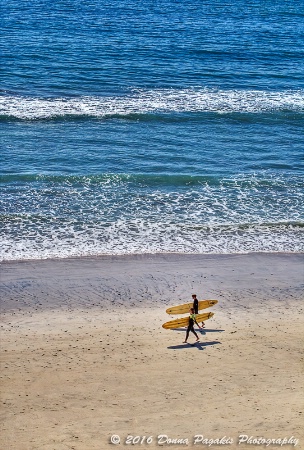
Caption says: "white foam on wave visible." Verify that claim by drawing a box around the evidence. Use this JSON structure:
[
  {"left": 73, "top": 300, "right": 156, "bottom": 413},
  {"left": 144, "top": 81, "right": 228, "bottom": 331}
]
[
  {"left": 1, "top": 220, "right": 303, "bottom": 261},
  {"left": 1, "top": 173, "right": 303, "bottom": 260},
  {"left": 1, "top": 88, "right": 304, "bottom": 119},
  {"left": 2, "top": 173, "right": 303, "bottom": 229}
]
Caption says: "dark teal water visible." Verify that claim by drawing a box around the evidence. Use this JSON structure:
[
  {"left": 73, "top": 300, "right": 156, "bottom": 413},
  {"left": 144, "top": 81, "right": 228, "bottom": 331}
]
[{"left": 1, "top": 0, "right": 304, "bottom": 259}]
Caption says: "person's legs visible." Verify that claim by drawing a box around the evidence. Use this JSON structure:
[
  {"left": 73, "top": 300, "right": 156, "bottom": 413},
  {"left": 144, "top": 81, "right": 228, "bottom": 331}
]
[
  {"left": 184, "top": 326, "right": 191, "bottom": 342},
  {"left": 190, "top": 325, "right": 199, "bottom": 341}
]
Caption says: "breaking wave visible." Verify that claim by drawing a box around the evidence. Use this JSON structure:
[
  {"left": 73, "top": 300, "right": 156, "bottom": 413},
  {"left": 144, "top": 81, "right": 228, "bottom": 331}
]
[
  {"left": 1, "top": 88, "right": 304, "bottom": 121},
  {"left": 1, "top": 173, "right": 303, "bottom": 260}
]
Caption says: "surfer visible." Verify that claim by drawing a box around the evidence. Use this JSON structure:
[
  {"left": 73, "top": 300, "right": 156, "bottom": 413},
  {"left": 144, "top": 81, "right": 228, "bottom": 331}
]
[
  {"left": 183, "top": 307, "right": 201, "bottom": 343},
  {"left": 192, "top": 294, "right": 205, "bottom": 328}
]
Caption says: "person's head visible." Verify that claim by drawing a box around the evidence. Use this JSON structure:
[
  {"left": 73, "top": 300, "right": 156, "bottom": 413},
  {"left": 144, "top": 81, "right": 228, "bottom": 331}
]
[
  {"left": 192, "top": 294, "right": 197, "bottom": 299},
  {"left": 190, "top": 307, "right": 194, "bottom": 313}
]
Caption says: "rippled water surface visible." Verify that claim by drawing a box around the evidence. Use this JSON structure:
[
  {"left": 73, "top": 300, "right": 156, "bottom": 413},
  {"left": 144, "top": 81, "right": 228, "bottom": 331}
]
[{"left": 1, "top": 0, "right": 303, "bottom": 260}]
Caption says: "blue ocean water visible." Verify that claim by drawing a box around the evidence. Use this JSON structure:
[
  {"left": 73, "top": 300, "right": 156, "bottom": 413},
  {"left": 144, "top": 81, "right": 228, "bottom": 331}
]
[{"left": 1, "top": 0, "right": 304, "bottom": 260}]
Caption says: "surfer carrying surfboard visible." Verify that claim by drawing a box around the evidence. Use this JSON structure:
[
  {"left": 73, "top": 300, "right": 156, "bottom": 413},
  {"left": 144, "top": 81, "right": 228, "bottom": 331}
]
[
  {"left": 183, "top": 307, "right": 201, "bottom": 343},
  {"left": 192, "top": 294, "right": 205, "bottom": 328}
]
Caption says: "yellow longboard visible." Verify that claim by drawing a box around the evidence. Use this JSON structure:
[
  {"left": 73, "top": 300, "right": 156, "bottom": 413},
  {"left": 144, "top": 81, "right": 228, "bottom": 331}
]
[
  {"left": 166, "top": 299, "right": 218, "bottom": 315},
  {"left": 162, "top": 312, "right": 214, "bottom": 329}
]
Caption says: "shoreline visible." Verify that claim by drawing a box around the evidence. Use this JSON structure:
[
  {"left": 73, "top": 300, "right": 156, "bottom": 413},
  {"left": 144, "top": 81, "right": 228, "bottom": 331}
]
[
  {"left": 1, "top": 250, "right": 304, "bottom": 265},
  {"left": 1, "top": 252, "right": 303, "bottom": 449},
  {"left": 1, "top": 252, "right": 303, "bottom": 311},
  {"left": 2, "top": 253, "right": 303, "bottom": 314}
]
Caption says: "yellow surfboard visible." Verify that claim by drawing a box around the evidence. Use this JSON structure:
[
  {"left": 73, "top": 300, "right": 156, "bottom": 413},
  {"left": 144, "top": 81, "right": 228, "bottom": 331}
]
[
  {"left": 162, "top": 312, "right": 214, "bottom": 329},
  {"left": 166, "top": 300, "right": 218, "bottom": 315}
]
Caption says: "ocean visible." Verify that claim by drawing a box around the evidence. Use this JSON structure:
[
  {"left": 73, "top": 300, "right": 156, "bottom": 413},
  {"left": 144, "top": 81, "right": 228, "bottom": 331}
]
[{"left": 1, "top": 0, "right": 304, "bottom": 260}]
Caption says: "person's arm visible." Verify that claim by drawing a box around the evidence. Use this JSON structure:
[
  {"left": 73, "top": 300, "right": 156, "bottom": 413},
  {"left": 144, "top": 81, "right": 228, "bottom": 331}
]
[{"left": 194, "top": 318, "right": 201, "bottom": 329}]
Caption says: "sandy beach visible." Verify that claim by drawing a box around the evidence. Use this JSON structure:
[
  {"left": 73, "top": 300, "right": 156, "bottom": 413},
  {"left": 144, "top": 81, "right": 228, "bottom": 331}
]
[{"left": 1, "top": 253, "right": 303, "bottom": 449}]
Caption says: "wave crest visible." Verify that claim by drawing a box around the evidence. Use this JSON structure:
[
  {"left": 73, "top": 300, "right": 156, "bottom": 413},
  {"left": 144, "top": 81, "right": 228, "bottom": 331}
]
[{"left": 1, "top": 88, "right": 304, "bottom": 120}]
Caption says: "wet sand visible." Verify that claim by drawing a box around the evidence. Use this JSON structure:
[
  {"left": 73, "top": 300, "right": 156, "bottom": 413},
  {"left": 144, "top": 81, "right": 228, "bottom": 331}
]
[{"left": 1, "top": 253, "right": 303, "bottom": 449}]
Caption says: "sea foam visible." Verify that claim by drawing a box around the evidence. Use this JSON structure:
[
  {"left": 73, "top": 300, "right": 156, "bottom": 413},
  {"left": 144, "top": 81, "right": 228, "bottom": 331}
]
[{"left": 1, "top": 88, "right": 304, "bottom": 120}]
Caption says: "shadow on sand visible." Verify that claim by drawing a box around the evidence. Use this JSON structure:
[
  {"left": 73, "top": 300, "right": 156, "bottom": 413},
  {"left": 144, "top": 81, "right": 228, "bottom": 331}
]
[
  {"left": 170, "top": 328, "right": 225, "bottom": 334},
  {"left": 167, "top": 340, "right": 222, "bottom": 351}
]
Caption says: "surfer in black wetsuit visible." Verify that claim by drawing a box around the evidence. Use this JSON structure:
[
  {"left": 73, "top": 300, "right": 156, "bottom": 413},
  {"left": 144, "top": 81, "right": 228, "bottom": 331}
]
[
  {"left": 192, "top": 294, "right": 198, "bottom": 313},
  {"left": 183, "top": 307, "right": 201, "bottom": 343},
  {"left": 192, "top": 294, "right": 205, "bottom": 328}
]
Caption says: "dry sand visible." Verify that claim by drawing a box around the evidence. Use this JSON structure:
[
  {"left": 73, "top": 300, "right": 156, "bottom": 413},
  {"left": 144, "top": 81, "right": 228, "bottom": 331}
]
[{"left": 1, "top": 253, "right": 303, "bottom": 449}]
